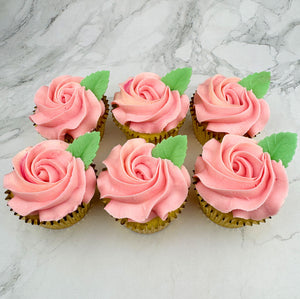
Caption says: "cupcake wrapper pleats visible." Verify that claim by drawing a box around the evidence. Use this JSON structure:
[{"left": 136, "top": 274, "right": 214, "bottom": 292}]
[
  {"left": 112, "top": 112, "right": 185, "bottom": 144},
  {"left": 194, "top": 189, "right": 267, "bottom": 228},
  {"left": 102, "top": 198, "right": 187, "bottom": 234},
  {"left": 5, "top": 190, "right": 90, "bottom": 229}
]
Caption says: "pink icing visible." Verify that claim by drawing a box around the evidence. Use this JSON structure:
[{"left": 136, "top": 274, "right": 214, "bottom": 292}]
[
  {"left": 3, "top": 140, "right": 96, "bottom": 221},
  {"left": 97, "top": 138, "right": 191, "bottom": 222},
  {"left": 112, "top": 72, "right": 189, "bottom": 134},
  {"left": 194, "top": 74, "right": 270, "bottom": 137},
  {"left": 194, "top": 135, "right": 288, "bottom": 220},
  {"left": 30, "top": 75, "right": 105, "bottom": 140}
]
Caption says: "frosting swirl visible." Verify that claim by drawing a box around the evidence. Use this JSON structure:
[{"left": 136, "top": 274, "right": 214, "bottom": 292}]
[
  {"left": 194, "top": 74, "right": 270, "bottom": 137},
  {"left": 194, "top": 135, "right": 288, "bottom": 220},
  {"left": 112, "top": 72, "right": 189, "bottom": 133},
  {"left": 3, "top": 140, "right": 96, "bottom": 221},
  {"left": 97, "top": 138, "right": 191, "bottom": 222},
  {"left": 30, "top": 75, "right": 105, "bottom": 140}
]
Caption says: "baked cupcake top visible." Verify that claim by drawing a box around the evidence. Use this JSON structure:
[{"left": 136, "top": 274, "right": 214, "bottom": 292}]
[
  {"left": 3, "top": 132, "right": 100, "bottom": 221},
  {"left": 194, "top": 133, "right": 297, "bottom": 220},
  {"left": 30, "top": 71, "right": 109, "bottom": 141},
  {"left": 97, "top": 136, "right": 191, "bottom": 222},
  {"left": 194, "top": 72, "right": 271, "bottom": 137},
  {"left": 112, "top": 68, "right": 192, "bottom": 134}
]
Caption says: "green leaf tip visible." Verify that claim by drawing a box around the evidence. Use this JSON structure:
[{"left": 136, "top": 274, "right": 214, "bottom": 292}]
[
  {"left": 151, "top": 135, "right": 188, "bottom": 168},
  {"left": 238, "top": 71, "right": 271, "bottom": 99},
  {"left": 258, "top": 132, "right": 297, "bottom": 168},
  {"left": 66, "top": 131, "right": 101, "bottom": 170},
  {"left": 161, "top": 67, "right": 192, "bottom": 95},
  {"left": 80, "top": 70, "right": 110, "bottom": 100}
]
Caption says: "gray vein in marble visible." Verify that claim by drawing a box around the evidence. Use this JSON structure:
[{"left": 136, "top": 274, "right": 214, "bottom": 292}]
[
  {"left": 108, "top": 0, "right": 149, "bottom": 31},
  {"left": 240, "top": 227, "right": 245, "bottom": 248},
  {"left": 1, "top": 0, "right": 300, "bottom": 95},
  {"left": 0, "top": 0, "right": 34, "bottom": 43},
  {"left": 289, "top": 177, "right": 300, "bottom": 184},
  {"left": 0, "top": 264, "right": 21, "bottom": 297},
  {"left": 43, "top": 2, "right": 72, "bottom": 32},
  {"left": 258, "top": 231, "right": 300, "bottom": 245},
  {"left": 254, "top": 0, "right": 292, "bottom": 16}
]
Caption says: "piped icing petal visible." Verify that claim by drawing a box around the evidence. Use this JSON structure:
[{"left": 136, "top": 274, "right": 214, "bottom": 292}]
[
  {"left": 3, "top": 140, "right": 96, "bottom": 221},
  {"left": 232, "top": 160, "right": 288, "bottom": 220},
  {"left": 194, "top": 134, "right": 289, "bottom": 220},
  {"left": 30, "top": 75, "right": 105, "bottom": 140},
  {"left": 97, "top": 138, "right": 190, "bottom": 223},
  {"left": 194, "top": 74, "right": 270, "bottom": 137},
  {"left": 112, "top": 72, "right": 189, "bottom": 134}
]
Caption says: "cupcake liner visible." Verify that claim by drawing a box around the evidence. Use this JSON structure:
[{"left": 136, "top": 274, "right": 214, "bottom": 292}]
[
  {"left": 102, "top": 198, "right": 187, "bottom": 234},
  {"left": 64, "top": 95, "right": 109, "bottom": 143},
  {"left": 5, "top": 190, "right": 91, "bottom": 229},
  {"left": 112, "top": 110, "right": 185, "bottom": 144},
  {"left": 194, "top": 188, "right": 268, "bottom": 228}
]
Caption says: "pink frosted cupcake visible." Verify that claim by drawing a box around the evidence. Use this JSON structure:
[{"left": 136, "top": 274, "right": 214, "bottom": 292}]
[
  {"left": 190, "top": 72, "right": 271, "bottom": 144},
  {"left": 97, "top": 136, "right": 191, "bottom": 233},
  {"left": 194, "top": 133, "right": 297, "bottom": 228},
  {"left": 30, "top": 71, "right": 109, "bottom": 143},
  {"left": 112, "top": 68, "right": 192, "bottom": 144},
  {"left": 4, "top": 132, "right": 100, "bottom": 229}
]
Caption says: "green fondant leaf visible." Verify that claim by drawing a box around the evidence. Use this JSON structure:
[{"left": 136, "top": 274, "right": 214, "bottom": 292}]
[
  {"left": 258, "top": 132, "right": 297, "bottom": 168},
  {"left": 161, "top": 67, "right": 192, "bottom": 95},
  {"left": 238, "top": 71, "right": 271, "bottom": 99},
  {"left": 66, "top": 131, "right": 100, "bottom": 170},
  {"left": 151, "top": 135, "right": 188, "bottom": 168},
  {"left": 80, "top": 71, "right": 110, "bottom": 100}
]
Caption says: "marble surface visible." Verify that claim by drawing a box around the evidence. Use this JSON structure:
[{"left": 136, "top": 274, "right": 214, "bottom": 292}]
[{"left": 1, "top": 0, "right": 300, "bottom": 298}]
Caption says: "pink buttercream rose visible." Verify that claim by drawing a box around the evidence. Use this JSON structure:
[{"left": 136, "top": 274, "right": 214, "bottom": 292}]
[
  {"left": 30, "top": 75, "right": 105, "bottom": 140},
  {"left": 97, "top": 138, "right": 191, "bottom": 222},
  {"left": 112, "top": 72, "right": 189, "bottom": 133},
  {"left": 194, "top": 135, "right": 288, "bottom": 220},
  {"left": 3, "top": 140, "right": 96, "bottom": 221},
  {"left": 194, "top": 74, "right": 270, "bottom": 137}
]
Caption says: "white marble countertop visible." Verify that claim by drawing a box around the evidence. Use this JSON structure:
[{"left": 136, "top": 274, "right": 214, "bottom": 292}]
[{"left": 1, "top": 1, "right": 300, "bottom": 298}]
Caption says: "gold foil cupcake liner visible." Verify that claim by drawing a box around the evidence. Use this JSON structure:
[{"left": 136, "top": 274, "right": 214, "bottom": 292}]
[
  {"left": 64, "top": 95, "right": 109, "bottom": 143},
  {"left": 102, "top": 198, "right": 187, "bottom": 234},
  {"left": 190, "top": 95, "right": 225, "bottom": 144},
  {"left": 111, "top": 111, "right": 185, "bottom": 144},
  {"left": 194, "top": 189, "right": 267, "bottom": 228},
  {"left": 5, "top": 190, "right": 90, "bottom": 229}
]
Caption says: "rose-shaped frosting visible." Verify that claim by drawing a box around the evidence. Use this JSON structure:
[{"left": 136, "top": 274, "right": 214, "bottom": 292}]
[
  {"left": 194, "top": 74, "right": 270, "bottom": 137},
  {"left": 3, "top": 140, "right": 96, "bottom": 221},
  {"left": 97, "top": 138, "right": 191, "bottom": 222},
  {"left": 112, "top": 72, "right": 189, "bottom": 133},
  {"left": 194, "top": 135, "right": 288, "bottom": 220},
  {"left": 30, "top": 75, "right": 105, "bottom": 140}
]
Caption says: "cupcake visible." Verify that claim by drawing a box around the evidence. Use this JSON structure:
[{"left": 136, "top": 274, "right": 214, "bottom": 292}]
[
  {"left": 3, "top": 132, "right": 100, "bottom": 229},
  {"left": 97, "top": 136, "right": 191, "bottom": 233},
  {"left": 112, "top": 68, "right": 192, "bottom": 144},
  {"left": 190, "top": 72, "right": 270, "bottom": 145},
  {"left": 194, "top": 133, "right": 297, "bottom": 228},
  {"left": 30, "top": 71, "right": 110, "bottom": 143}
]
